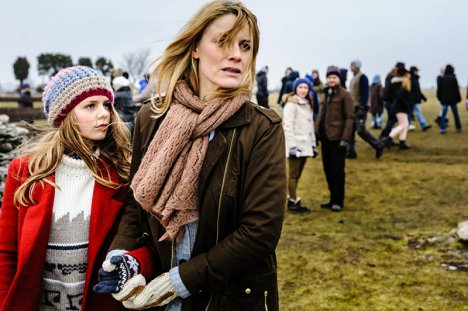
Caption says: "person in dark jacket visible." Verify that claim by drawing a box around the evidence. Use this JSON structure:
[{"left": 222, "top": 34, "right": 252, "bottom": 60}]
[
  {"left": 347, "top": 60, "right": 384, "bottom": 159},
  {"left": 370, "top": 75, "right": 384, "bottom": 129},
  {"left": 381, "top": 65, "right": 412, "bottom": 149},
  {"left": 409, "top": 66, "right": 431, "bottom": 131},
  {"left": 315, "top": 66, "right": 355, "bottom": 212},
  {"left": 112, "top": 76, "right": 135, "bottom": 134},
  {"left": 278, "top": 69, "right": 299, "bottom": 105},
  {"left": 255, "top": 65, "right": 269, "bottom": 108},
  {"left": 380, "top": 62, "right": 405, "bottom": 143},
  {"left": 93, "top": 1, "right": 286, "bottom": 310},
  {"left": 339, "top": 68, "right": 348, "bottom": 89},
  {"left": 18, "top": 82, "right": 33, "bottom": 108},
  {"left": 437, "top": 64, "right": 462, "bottom": 133}
]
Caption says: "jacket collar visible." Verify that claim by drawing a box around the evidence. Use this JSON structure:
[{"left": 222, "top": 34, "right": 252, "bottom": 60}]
[{"left": 219, "top": 101, "right": 252, "bottom": 128}]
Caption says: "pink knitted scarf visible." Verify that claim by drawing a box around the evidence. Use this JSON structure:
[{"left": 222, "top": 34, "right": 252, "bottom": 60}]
[{"left": 131, "top": 81, "right": 247, "bottom": 242}]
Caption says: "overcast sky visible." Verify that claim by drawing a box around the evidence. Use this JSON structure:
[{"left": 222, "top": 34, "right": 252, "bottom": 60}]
[{"left": 1, "top": 0, "right": 467, "bottom": 92}]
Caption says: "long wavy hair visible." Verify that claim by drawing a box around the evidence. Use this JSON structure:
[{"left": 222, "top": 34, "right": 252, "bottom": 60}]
[
  {"left": 14, "top": 107, "right": 132, "bottom": 207},
  {"left": 149, "top": 0, "right": 260, "bottom": 115}
]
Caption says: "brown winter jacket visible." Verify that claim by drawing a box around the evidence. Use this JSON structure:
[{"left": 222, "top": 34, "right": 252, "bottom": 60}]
[
  {"left": 110, "top": 101, "right": 286, "bottom": 311},
  {"left": 315, "top": 86, "right": 355, "bottom": 142}
]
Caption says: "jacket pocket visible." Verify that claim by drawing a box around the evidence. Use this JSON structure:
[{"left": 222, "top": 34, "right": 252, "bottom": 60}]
[{"left": 218, "top": 269, "right": 277, "bottom": 311}]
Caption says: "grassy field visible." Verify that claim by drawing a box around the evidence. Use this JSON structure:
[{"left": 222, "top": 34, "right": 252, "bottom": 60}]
[
  {"left": 2, "top": 91, "right": 467, "bottom": 309},
  {"left": 275, "top": 90, "right": 468, "bottom": 310}
]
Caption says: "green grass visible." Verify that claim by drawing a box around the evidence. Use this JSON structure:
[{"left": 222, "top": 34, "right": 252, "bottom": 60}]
[{"left": 274, "top": 91, "right": 468, "bottom": 310}]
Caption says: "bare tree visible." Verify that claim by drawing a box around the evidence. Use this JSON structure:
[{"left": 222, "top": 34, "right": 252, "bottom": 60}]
[{"left": 121, "top": 48, "right": 151, "bottom": 84}]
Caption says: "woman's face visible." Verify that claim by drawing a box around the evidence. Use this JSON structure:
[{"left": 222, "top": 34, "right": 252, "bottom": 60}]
[
  {"left": 193, "top": 14, "right": 253, "bottom": 98},
  {"left": 73, "top": 95, "right": 111, "bottom": 142},
  {"left": 296, "top": 83, "right": 309, "bottom": 98}
]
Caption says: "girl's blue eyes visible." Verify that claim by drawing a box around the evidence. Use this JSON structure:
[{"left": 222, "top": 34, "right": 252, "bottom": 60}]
[{"left": 86, "top": 103, "right": 112, "bottom": 109}]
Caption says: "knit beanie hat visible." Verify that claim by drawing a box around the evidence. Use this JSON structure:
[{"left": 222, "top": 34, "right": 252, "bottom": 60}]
[
  {"left": 42, "top": 66, "right": 114, "bottom": 127},
  {"left": 326, "top": 66, "right": 341, "bottom": 78},
  {"left": 350, "top": 59, "right": 362, "bottom": 69},
  {"left": 112, "top": 76, "right": 131, "bottom": 91},
  {"left": 292, "top": 78, "right": 312, "bottom": 93},
  {"left": 372, "top": 75, "right": 381, "bottom": 84}
]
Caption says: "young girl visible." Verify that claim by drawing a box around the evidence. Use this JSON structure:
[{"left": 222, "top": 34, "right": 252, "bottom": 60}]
[
  {"left": 283, "top": 78, "right": 317, "bottom": 213},
  {"left": 0, "top": 66, "right": 131, "bottom": 311},
  {"left": 93, "top": 1, "right": 286, "bottom": 310}
]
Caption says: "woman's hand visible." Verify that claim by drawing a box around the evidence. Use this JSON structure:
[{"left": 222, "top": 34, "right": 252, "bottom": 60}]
[{"left": 122, "top": 273, "right": 177, "bottom": 309}]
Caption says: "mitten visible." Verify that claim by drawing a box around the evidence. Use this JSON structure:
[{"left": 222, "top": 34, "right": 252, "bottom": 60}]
[
  {"left": 93, "top": 254, "right": 141, "bottom": 295},
  {"left": 312, "top": 146, "right": 319, "bottom": 158},
  {"left": 122, "top": 273, "right": 177, "bottom": 309}
]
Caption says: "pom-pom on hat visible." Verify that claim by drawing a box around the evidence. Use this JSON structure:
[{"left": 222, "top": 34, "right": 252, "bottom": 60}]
[
  {"left": 326, "top": 65, "right": 341, "bottom": 78},
  {"left": 292, "top": 78, "right": 313, "bottom": 93},
  {"left": 42, "top": 66, "right": 114, "bottom": 127}
]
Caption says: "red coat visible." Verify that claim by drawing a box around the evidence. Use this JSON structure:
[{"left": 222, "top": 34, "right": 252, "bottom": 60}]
[{"left": 0, "top": 157, "right": 127, "bottom": 311}]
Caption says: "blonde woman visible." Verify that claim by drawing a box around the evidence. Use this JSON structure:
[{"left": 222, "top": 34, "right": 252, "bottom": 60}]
[
  {"left": 381, "top": 66, "right": 412, "bottom": 149},
  {"left": 0, "top": 66, "right": 131, "bottom": 310},
  {"left": 93, "top": 1, "right": 286, "bottom": 310}
]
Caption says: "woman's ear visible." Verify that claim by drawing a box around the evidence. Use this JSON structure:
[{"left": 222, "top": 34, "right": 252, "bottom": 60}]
[{"left": 192, "top": 47, "right": 199, "bottom": 59}]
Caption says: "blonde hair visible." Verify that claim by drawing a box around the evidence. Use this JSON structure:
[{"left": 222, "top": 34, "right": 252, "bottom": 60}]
[
  {"left": 14, "top": 107, "right": 132, "bottom": 207},
  {"left": 149, "top": 0, "right": 260, "bottom": 114},
  {"left": 402, "top": 73, "right": 411, "bottom": 92}
]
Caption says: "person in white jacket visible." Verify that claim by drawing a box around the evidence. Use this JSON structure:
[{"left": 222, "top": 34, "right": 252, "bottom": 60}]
[{"left": 283, "top": 78, "right": 318, "bottom": 213}]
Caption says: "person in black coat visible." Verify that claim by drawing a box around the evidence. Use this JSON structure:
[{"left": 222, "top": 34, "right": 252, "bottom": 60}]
[
  {"left": 256, "top": 66, "right": 269, "bottom": 108},
  {"left": 112, "top": 76, "right": 135, "bottom": 134},
  {"left": 380, "top": 66, "right": 412, "bottom": 149},
  {"left": 278, "top": 68, "right": 299, "bottom": 105},
  {"left": 409, "top": 66, "right": 431, "bottom": 131},
  {"left": 437, "top": 64, "right": 462, "bottom": 133}
]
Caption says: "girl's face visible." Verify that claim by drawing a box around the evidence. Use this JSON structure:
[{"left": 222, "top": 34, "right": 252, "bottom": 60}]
[
  {"left": 73, "top": 95, "right": 111, "bottom": 142},
  {"left": 296, "top": 83, "right": 309, "bottom": 98},
  {"left": 192, "top": 14, "right": 253, "bottom": 99}
]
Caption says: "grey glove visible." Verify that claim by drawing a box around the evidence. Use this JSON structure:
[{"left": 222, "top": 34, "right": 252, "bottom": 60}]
[{"left": 338, "top": 140, "right": 349, "bottom": 151}]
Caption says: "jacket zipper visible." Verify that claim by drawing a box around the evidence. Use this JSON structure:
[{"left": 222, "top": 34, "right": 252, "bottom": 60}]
[
  {"left": 216, "top": 128, "right": 236, "bottom": 244},
  {"left": 264, "top": 290, "right": 268, "bottom": 311},
  {"left": 205, "top": 128, "right": 237, "bottom": 311}
]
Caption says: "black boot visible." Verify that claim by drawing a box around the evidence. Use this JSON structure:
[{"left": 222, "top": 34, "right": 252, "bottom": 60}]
[
  {"left": 288, "top": 198, "right": 310, "bottom": 213},
  {"left": 320, "top": 201, "right": 333, "bottom": 209},
  {"left": 380, "top": 136, "right": 393, "bottom": 148},
  {"left": 375, "top": 143, "right": 384, "bottom": 159},
  {"left": 399, "top": 140, "right": 411, "bottom": 150}
]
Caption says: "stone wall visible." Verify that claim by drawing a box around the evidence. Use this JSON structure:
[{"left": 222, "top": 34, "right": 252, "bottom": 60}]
[{"left": 0, "top": 115, "right": 29, "bottom": 203}]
